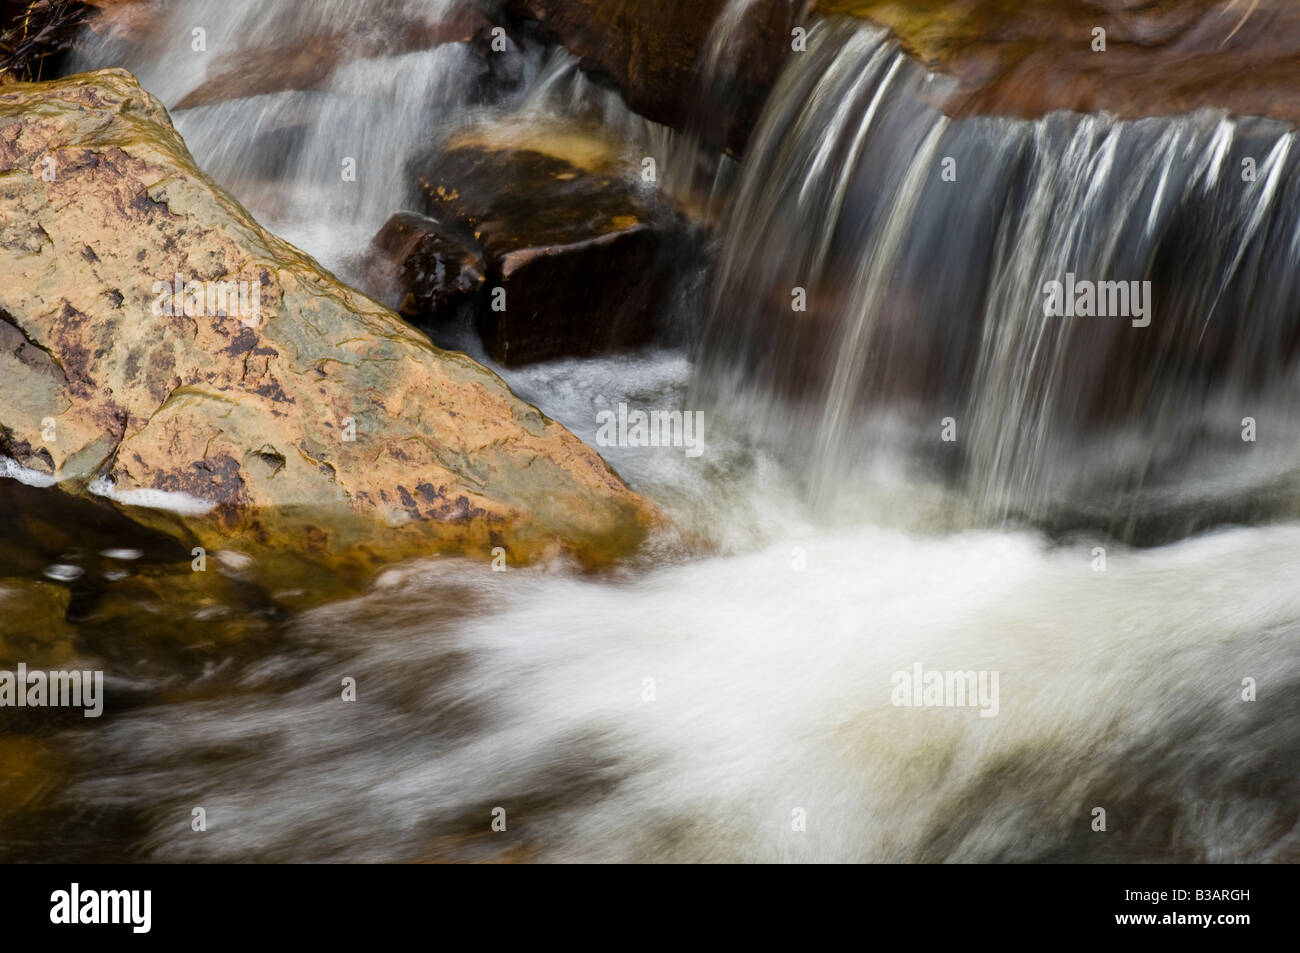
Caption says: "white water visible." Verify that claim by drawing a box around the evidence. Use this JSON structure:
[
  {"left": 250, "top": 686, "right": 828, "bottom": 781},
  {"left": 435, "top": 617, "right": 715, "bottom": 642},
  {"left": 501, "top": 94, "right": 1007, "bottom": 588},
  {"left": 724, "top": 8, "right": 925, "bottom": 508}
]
[
  {"left": 29, "top": 348, "right": 1293, "bottom": 862},
  {"left": 38, "top": 6, "right": 1300, "bottom": 862}
]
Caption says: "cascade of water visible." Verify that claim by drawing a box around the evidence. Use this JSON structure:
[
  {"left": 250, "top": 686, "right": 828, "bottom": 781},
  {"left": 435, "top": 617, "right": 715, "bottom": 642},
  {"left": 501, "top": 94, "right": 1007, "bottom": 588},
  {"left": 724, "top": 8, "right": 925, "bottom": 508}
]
[
  {"left": 69, "top": 6, "right": 1300, "bottom": 536},
  {"left": 12, "top": 4, "right": 1297, "bottom": 866},
  {"left": 698, "top": 17, "right": 1300, "bottom": 537},
  {"left": 654, "top": 0, "right": 759, "bottom": 216},
  {"left": 70, "top": 0, "right": 494, "bottom": 273},
  {"left": 68, "top": 0, "right": 710, "bottom": 277}
]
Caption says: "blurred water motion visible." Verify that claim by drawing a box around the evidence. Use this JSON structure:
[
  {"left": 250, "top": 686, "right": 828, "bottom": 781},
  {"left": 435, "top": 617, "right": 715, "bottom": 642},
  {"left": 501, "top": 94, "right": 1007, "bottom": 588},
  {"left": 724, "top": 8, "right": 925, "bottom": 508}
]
[{"left": 1, "top": 1, "right": 1296, "bottom": 862}]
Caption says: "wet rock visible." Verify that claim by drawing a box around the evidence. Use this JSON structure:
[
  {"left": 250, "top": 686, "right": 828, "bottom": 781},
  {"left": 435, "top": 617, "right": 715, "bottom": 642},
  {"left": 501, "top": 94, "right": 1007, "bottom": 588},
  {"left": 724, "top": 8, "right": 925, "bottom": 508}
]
[
  {"left": 0, "top": 733, "right": 64, "bottom": 845},
  {"left": 0, "top": 70, "right": 655, "bottom": 570},
  {"left": 503, "top": 0, "right": 805, "bottom": 156},
  {"left": 821, "top": 0, "right": 1300, "bottom": 125},
  {"left": 66, "top": 561, "right": 282, "bottom": 672},
  {"left": 361, "top": 212, "right": 485, "bottom": 324},
  {"left": 0, "top": 578, "right": 74, "bottom": 666},
  {"left": 414, "top": 125, "right": 690, "bottom": 366}
]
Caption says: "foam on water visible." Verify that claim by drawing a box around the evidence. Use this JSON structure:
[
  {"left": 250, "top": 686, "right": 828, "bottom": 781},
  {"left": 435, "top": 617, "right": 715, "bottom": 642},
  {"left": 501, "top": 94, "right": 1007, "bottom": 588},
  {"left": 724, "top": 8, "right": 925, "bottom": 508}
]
[
  {"left": 88, "top": 477, "right": 217, "bottom": 517},
  {"left": 0, "top": 457, "right": 59, "bottom": 488},
  {"left": 65, "top": 504, "right": 1300, "bottom": 862},
  {"left": 40, "top": 352, "right": 1300, "bottom": 864}
]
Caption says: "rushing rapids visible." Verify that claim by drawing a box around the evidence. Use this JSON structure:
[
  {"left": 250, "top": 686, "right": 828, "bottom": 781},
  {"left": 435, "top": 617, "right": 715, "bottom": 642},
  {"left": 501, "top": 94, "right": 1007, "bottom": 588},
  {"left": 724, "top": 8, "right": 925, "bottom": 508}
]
[{"left": 0, "top": 3, "right": 1296, "bottom": 863}]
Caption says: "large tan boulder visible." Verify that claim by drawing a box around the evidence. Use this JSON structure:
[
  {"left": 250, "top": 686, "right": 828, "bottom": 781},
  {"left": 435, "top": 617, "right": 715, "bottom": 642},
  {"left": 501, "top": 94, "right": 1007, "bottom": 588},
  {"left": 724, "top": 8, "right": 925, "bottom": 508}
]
[{"left": 0, "top": 69, "right": 655, "bottom": 570}]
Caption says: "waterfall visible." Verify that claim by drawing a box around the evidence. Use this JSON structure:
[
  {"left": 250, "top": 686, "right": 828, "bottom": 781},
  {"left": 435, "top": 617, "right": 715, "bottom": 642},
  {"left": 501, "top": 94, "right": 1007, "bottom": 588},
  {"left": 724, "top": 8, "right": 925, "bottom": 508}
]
[
  {"left": 69, "top": 0, "right": 494, "bottom": 274},
  {"left": 9, "top": 3, "right": 1298, "bottom": 866},
  {"left": 67, "top": 0, "right": 709, "bottom": 279},
  {"left": 699, "top": 18, "right": 1300, "bottom": 540},
  {"left": 67, "top": 5, "right": 1300, "bottom": 537}
]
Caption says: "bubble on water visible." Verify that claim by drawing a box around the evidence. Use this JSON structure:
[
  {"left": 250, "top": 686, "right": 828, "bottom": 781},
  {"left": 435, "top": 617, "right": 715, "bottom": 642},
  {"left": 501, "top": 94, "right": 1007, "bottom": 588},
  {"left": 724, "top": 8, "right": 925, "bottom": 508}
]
[
  {"left": 43, "top": 564, "right": 84, "bottom": 581},
  {"left": 88, "top": 477, "right": 216, "bottom": 516},
  {"left": 0, "top": 456, "right": 58, "bottom": 487},
  {"left": 101, "top": 548, "right": 145, "bottom": 561},
  {"left": 214, "top": 550, "right": 255, "bottom": 573}
]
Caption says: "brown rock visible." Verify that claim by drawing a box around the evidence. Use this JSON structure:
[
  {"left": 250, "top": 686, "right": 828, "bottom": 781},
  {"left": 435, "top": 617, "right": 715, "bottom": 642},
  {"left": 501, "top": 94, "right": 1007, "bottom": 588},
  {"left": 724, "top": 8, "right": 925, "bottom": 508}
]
[
  {"left": 414, "top": 124, "right": 689, "bottom": 366},
  {"left": 361, "top": 211, "right": 485, "bottom": 322},
  {"left": 503, "top": 0, "right": 807, "bottom": 156},
  {"left": 0, "top": 69, "right": 656, "bottom": 571},
  {"left": 819, "top": 0, "right": 1300, "bottom": 125}
]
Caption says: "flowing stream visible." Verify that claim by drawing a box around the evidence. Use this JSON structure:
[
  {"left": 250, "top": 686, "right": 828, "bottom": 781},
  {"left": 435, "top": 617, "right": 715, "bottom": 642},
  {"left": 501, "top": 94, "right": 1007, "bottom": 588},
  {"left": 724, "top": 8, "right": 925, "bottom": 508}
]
[{"left": 1, "top": 3, "right": 1296, "bottom": 862}]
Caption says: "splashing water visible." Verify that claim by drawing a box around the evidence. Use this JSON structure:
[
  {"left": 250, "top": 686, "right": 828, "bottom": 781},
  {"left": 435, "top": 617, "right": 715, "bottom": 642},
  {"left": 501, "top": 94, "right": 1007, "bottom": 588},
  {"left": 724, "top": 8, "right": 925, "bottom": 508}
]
[{"left": 6, "top": 10, "right": 1294, "bottom": 862}]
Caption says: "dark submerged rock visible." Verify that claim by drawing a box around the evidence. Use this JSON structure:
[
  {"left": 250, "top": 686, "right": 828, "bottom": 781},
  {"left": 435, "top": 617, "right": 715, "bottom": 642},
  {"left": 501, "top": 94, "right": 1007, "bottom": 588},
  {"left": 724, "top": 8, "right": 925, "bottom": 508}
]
[
  {"left": 412, "top": 128, "right": 694, "bottom": 366},
  {"left": 361, "top": 211, "right": 486, "bottom": 324}
]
